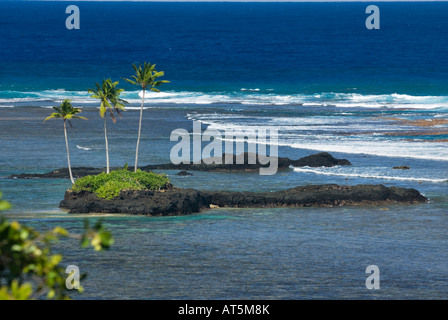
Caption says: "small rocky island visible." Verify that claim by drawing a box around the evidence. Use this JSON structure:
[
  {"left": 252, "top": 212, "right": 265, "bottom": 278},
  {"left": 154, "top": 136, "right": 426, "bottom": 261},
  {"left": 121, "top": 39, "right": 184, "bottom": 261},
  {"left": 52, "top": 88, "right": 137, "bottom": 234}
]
[
  {"left": 8, "top": 151, "right": 428, "bottom": 216},
  {"left": 9, "top": 152, "right": 351, "bottom": 179},
  {"left": 60, "top": 184, "right": 427, "bottom": 216}
]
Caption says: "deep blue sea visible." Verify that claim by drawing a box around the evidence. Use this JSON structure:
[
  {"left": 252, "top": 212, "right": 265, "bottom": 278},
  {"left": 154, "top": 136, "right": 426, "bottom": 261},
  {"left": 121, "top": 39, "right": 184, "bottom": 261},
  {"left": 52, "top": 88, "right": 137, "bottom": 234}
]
[{"left": 0, "top": 1, "right": 447, "bottom": 299}]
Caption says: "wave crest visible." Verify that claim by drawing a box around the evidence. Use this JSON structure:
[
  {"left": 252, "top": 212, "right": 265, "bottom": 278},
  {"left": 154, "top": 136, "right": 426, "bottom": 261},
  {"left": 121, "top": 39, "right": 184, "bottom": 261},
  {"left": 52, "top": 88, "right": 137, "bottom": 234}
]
[
  {"left": 2, "top": 90, "right": 448, "bottom": 109},
  {"left": 293, "top": 166, "right": 447, "bottom": 183}
]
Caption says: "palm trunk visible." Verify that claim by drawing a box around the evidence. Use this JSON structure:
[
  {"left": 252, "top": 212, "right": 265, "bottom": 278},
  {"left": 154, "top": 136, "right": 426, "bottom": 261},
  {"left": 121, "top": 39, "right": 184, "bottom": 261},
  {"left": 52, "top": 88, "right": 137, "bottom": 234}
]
[
  {"left": 104, "top": 116, "right": 110, "bottom": 174},
  {"left": 134, "top": 89, "right": 145, "bottom": 173},
  {"left": 64, "top": 120, "right": 75, "bottom": 184}
]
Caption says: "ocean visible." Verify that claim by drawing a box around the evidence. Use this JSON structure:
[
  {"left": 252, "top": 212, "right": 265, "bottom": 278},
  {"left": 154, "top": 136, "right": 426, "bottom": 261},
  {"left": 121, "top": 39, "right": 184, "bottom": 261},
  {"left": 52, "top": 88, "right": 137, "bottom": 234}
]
[{"left": 0, "top": 1, "right": 447, "bottom": 299}]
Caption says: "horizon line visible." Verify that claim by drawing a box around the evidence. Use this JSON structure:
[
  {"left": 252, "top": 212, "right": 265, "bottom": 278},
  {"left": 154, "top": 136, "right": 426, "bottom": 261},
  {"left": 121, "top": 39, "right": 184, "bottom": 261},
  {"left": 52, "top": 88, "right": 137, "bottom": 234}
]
[{"left": 20, "top": 0, "right": 448, "bottom": 3}]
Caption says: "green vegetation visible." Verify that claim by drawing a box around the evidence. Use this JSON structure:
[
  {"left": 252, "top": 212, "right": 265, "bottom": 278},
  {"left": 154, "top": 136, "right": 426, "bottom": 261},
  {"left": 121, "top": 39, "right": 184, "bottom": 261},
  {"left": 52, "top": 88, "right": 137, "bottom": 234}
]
[
  {"left": 88, "top": 79, "right": 127, "bottom": 174},
  {"left": 0, "top": 192, "right": 114, "bottom": 300},
  {"left": 0, "top": 192, "right": 11, "bottom": 211},
  {"left": 1, "top": 61, "right": 170, "bottom": 300},
  {"left": 71, "top": 168, "right": 171, "bottom": 200},
  {"left": 44, "top": 99, "right": 87, "bottom": 184},
  {"left": 2, "top": 61, "right": 170, "bottom": 300},
  {"left": 42, "top": 61, "right": 169, "bottom": 177},
  {"left": 123, "top": 62, "right": 169, "bottom": 172}
]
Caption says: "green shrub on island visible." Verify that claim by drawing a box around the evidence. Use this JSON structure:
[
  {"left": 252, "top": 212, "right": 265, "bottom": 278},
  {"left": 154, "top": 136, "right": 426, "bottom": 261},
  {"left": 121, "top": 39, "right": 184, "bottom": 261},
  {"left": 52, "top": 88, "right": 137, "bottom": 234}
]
[{"left": 71, "top": 169, "right": 172, "bottom": 200}]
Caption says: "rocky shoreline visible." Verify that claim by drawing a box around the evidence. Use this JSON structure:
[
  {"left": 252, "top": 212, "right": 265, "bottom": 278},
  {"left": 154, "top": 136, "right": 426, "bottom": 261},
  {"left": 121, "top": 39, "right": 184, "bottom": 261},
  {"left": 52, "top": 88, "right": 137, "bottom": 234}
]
[
  {"left": 10, "top": 150, "right": 428, "bottom": 216},
  {"left": 60, "top": 184, "right": 428, "bottom": 216},
  {"left": 8, "top": 152, "right": 350, "bottom": 179}
]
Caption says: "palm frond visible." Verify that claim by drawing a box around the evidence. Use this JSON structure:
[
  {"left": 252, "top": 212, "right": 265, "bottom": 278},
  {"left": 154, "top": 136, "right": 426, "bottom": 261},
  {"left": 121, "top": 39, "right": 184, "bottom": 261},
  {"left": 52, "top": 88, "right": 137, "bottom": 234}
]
[
  {"left": 90, "top": 78, "right": 127, "bottom": 120},
  {"left": 44, "top": 99, "right": 85, "bottom": 126},
  {"left": 122, "top": 77, "right": 137, "bottom": 85},
  {"left": 53, "top": 106, "right": 62, "bottom": 113},
  {"left": 124, "top": 61, "right": 168, "bottom": 92},
  {"left": 109, "top": 109, "right": 116, "bottom": 123},
  {"left": 153, "top": 71, "right": 164, "bottom": 78},
  {"left": 72, "top": 115, "right": 88, "bottom": 120},
  {"left": 44, "top": 113, "right": 62, "bottom": 121}
]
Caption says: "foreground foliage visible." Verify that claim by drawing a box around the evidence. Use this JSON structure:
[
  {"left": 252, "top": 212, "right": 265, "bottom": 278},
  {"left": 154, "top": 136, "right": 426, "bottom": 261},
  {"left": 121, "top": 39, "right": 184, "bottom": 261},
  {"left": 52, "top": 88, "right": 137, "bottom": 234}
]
[
  {"left": 0, "top": 192, "right": 114, "bottom": 300},
  {"left": 71, "top": 168, "right": 172, "bottom": 200}
]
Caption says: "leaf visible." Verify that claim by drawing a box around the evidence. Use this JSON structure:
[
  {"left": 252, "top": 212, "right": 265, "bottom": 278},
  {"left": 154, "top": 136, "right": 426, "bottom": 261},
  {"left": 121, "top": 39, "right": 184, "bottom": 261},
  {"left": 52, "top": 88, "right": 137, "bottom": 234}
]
[
  {"left": 8, "top": 281, "right": 33, "bottom": 300},
  {"left": 72, "top": 116, "right": 88, "bottom": 120},
  {"left": 0, "top": 199, "right": 11, "bottom": 211},
  {"left": 53, "top": 226, "right": 69, "bottom": 236},
  {"left": 109, "top": 109, "right": 116, "bottom": 123},
  {"left": 10, "top": 221, "right": 20, "bottom": 230},
  {"left": 153, "top": 71, "right": 165, "bottom": 78},
  {"left": 47, "top": 289, "right": 55, "bottom": 299},
  {"left": 80, "top": 235, "right": 89, "bottom": 248},
  {"left": 11, "top": 244, "right": 23, "bottom": 252},
  {"left": 99, "top": 104, "right": 107, "bottom": 118}
]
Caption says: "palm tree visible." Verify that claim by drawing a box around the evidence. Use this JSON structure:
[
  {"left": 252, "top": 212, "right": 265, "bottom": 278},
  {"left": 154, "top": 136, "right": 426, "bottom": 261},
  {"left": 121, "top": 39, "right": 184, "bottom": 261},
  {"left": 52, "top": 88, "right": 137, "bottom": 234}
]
[
  {"left": 123, "top": 62, "right": 169, "bottom": 172},
  {"left": 88, "top": 79, "right": 127, "bottom": 174},
  {"left": 44, "top": 99, "right": 87, "bottom": 184}
]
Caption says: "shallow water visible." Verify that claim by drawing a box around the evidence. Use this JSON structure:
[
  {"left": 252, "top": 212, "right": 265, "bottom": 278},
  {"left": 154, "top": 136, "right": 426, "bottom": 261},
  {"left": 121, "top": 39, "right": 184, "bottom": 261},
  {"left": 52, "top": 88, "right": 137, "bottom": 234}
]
[
  {"left": 7, "top": 204, "right": 446, "bottom": 300},
  {"left": 1, "top": 1, "right": 447, "bottom": 299},
  {"left": 1, "top": 107, "right": 447, "bottom": 299}
]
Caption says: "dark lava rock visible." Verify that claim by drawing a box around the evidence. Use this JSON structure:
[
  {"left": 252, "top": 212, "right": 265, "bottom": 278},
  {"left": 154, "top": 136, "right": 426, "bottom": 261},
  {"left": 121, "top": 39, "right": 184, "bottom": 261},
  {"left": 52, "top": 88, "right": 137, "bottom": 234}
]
[
  {"left": 289, "top": 152, "right": 352, "bottom": 167},
  {"left": 176, "top": 171, "right": 193, "bottom": 176},
  {"left": 10, "top": 167, "right": 105, "bottom": 179},
  {"left": 60, "top": 184, "right": 427, "bottom": 216},
  {"left": 60, "top": 188, "right": 210, "bottom": 216},
  {"left": 205, "top": 184, "right": 427, "bottom": 208},
  {"left": 9, "top": 152, "right": 351, "bottom": 179},
  {"left": 142, "top": 152, "right": 351, "bottom": 172},
  {"left": 393, "top": 165, "right": 410, "bottom": 170}
]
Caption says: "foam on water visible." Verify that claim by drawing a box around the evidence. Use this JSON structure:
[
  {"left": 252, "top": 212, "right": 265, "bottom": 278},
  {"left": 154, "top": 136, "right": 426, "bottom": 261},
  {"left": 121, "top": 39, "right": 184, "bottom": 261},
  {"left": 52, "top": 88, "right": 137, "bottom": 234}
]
[
  {"left": 2, "top": 90, "right": 448, "bottom": 109},
  {"left": 289, "top": 140, "right": 448, "bottom": 161},
  {"left": 293, "top": 166, "right": 448, "bottom": 183},
  {"left": 2, "top": 89, "right": 446, "bottom": 162},
  {"left": 76, "top": 145, "right": 93, "bottom": 151},
  {"left": 187, "top": 111, "right": 448, "bottom": 162}
]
